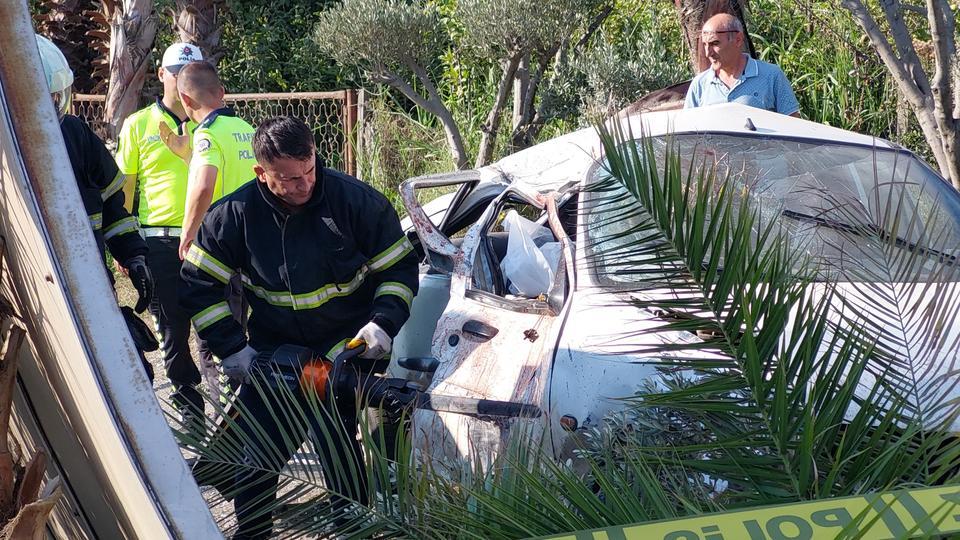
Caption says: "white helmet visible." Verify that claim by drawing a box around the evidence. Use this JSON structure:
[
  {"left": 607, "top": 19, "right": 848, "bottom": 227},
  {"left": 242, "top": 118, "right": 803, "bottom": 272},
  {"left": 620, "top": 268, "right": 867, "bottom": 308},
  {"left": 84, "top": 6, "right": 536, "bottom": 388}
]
[{"left": 35, "top": 34, "right": 74, "bottom": 120}]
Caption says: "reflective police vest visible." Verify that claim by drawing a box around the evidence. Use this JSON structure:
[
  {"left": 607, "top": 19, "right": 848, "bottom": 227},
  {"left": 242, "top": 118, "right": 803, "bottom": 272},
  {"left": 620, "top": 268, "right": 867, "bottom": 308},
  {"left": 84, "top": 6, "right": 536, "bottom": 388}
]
[
  {"left": 190, "top": 108, "right": 257, "bottom": 201},
  {"left": 115, "top": 98, "right": 197, "bottom": 227}
]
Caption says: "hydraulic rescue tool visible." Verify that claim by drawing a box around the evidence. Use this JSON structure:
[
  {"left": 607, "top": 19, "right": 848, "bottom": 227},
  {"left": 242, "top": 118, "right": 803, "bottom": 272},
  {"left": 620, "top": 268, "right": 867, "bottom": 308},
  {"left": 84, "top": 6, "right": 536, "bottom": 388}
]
[
  {"left": 262, "top": 340, "right": 544, "bottom": 419},
  {"left": 190, "top": 340, "right": 542, "bottom": 497}
]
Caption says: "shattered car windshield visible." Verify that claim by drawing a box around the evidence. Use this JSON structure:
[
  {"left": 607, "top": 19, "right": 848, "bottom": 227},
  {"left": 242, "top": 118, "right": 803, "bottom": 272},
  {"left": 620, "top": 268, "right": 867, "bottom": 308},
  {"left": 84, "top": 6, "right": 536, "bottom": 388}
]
[{"left": 587, "top": 133, "right": 960, "bottom": 286}]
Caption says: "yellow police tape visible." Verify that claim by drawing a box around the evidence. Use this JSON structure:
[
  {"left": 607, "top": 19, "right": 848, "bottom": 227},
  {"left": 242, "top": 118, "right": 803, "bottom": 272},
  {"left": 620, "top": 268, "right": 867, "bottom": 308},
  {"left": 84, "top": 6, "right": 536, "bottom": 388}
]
[{"left": 537, "top": 485, "right": 960, "bottom": 540}]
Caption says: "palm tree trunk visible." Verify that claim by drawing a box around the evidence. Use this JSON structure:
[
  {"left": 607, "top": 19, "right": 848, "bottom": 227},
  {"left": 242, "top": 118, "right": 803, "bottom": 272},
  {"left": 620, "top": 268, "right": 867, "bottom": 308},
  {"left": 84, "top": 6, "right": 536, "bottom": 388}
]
[
  {"left": 103, "top": 0, "right": 159, "bottom": 139},
  {"left": 674, "top": 0, "right": 752, "bottom": 74},
  {"left": 171, "top": 1, "right": 226, "bottom": 67}
]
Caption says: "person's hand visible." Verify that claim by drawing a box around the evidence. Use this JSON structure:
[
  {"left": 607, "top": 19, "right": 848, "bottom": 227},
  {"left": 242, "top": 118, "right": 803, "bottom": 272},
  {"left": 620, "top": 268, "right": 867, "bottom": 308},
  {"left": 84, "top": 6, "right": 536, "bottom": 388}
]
[
  {"left": 113, "top": 258, "right": 129, "bottom": 277},
  {"left": 222, "top": 345, "right": 257, "bottom": 382},
  {"left": 178, "top": 236, "right": 193, "bottom": 261},
  {"left": 352, "top": 321, "right": 392, "bottom": 359},
  {"left": 159, "top": 122, "right": 191, "bottom": 162},
  {"left": 124, "top": 255, "right": 154, "bottom": 313}
]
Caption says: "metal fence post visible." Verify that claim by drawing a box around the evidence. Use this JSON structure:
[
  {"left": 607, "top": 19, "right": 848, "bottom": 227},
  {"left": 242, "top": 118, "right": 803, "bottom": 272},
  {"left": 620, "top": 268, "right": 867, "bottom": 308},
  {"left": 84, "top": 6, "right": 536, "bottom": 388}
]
[{"left": 345, "top": 88, "right": 358, "bottom": 177}]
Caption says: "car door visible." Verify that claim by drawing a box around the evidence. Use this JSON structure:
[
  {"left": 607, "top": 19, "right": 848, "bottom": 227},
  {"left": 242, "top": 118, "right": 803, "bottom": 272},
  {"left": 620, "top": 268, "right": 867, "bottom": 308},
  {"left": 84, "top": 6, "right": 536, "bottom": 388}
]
[{"left": 408, "top": 183, "right": 577, "bottom": 472}]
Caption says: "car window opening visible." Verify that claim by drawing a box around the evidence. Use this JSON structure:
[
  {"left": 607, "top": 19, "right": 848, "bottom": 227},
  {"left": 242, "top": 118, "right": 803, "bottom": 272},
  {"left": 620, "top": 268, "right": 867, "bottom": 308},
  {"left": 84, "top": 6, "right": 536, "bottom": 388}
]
[{"left": 472, "top": 197, "right": 570, "bottom": 308}]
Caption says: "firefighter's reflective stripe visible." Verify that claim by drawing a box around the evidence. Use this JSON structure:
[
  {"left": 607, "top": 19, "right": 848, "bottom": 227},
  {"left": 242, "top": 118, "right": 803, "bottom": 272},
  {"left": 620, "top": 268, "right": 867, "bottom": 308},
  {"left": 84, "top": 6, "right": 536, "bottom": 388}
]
[
  {"left": 100, "top": 170, "right": 125, "bottom": 201},
  {"left": 103, "top": 216, "right": 138, "bottom": 240},
  {"left": 375, "top": 282, "right": 414, "bottom": 308},
  {"left": 185, "top": 244, "right": 232, "bottom": 284},
  {"left": 88, "top": 213, "right": 103, "bottom": 230},
  {"left": 368, "top": 236, "right": 414, "bottom": 273},
  {"left": 241, "top": 267, "right": 369, "bottom": 311},
  {"left": 237, "top": 237, "right": 414, "bottom": 311},
  {"left": 325, "top": 338, "right": 350, "bottom": 361},
  {"left": 192, "top": 301, "right": 231, "bottom": 332}
]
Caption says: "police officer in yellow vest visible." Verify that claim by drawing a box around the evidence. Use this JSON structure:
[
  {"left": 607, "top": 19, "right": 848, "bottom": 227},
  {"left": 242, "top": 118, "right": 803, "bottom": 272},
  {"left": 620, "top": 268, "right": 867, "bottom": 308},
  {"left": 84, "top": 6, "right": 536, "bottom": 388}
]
[
  {"left": 116, "top": 43, "right": 205, "bottom": 421},
  {"left": 171, "top": 61, "right": 257, "bottom": 259},
  {"left": 159, "top": 60, "right": 256, "bottom": 391}
]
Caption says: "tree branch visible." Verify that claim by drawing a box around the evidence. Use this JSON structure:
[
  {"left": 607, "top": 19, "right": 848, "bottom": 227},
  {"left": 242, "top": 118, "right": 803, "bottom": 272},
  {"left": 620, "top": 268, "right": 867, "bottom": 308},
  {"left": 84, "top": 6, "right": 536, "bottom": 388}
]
[
  {"left": 377, "top": 64, "right": 469, "bottom": 169},
  {"left": 374, "top": 67, "right": 439, "bottom": 116},
  {"left": 925, "top": 0, "right": 956, "bottom": 128},
  {"left": 842, "top": 0, "right": 953, "bottom": 175},
  {"left": 878, "top": 0, "right": 932, "bottom": 98},
  {"left": 476, "top": 52, "right": 522, "bottom": 168},
  {"left": 841, "top": 0, "right": 929, "bottom": 110},
  {"left": 574, "top": 3, "right": 613, "bottom": 52},
  {"left": 511, "top": 44, "right": 557, "bottom": 150}
]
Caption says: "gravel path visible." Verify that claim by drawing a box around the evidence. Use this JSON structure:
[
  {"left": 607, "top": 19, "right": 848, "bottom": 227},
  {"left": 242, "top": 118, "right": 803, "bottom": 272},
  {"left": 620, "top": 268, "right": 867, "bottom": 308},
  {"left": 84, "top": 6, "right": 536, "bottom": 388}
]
[{"left": 115, "top": 274, "right": 238, "bottom": 531}]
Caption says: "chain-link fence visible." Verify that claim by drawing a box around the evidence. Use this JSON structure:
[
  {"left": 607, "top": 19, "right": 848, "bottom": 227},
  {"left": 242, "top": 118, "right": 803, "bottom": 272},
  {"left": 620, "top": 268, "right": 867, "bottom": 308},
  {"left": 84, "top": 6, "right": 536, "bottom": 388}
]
[{"left": 72, "top": 90, "right": 359, "bottom": 175}]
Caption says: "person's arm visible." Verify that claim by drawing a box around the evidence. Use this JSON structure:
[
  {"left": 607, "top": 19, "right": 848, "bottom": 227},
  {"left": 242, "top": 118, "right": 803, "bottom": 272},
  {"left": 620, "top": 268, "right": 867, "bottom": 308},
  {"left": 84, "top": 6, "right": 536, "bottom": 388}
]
[
  {"left": 683, "top": 79, "right": 699, "bottom": 109},
  {"left": 180, "top": 164, "right": 218, "bottom": 259},
  {"left": 120, "top": 174, "right": 137, "bottom": 213},
  {"left": 115, "top": 116, "right": 141, "bottom": 214},
  {"left": 84, "top": 121, "right": 146, "bottom": 266},
  {"left": 355, "top": 189, "right": 420, "bottom": 338},
  {"left": 88, "top": 122, "right": 152, "bottom": 313},
  {"left": 774, "top": 66, "right": 801, "bottom": 117},
  {"left": 180, "top": 204, "right": 246, "bottom": 359}
]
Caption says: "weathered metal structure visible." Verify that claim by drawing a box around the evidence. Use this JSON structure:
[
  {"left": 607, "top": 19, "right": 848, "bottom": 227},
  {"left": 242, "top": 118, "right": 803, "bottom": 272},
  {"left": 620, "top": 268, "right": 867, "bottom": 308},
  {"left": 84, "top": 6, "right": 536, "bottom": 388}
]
[{"left": 0, "top": 1, "right": 221, "bottom": 536}]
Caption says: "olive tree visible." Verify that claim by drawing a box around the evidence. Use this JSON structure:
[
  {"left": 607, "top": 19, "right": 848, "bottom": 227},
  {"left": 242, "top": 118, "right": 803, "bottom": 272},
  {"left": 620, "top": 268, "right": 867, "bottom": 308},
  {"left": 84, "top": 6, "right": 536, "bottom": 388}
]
[
  {"left": 457, "top": 0, "right": 607, "bottom": 163},
  {"left": 314, "top": 0, "right": 468, "bottom": 168},
  {"left": 315, "top": 0, "right": 607, "bottom": 169},
  {"left": 839, "top": 1, "right": 960, "bottom": 189}
]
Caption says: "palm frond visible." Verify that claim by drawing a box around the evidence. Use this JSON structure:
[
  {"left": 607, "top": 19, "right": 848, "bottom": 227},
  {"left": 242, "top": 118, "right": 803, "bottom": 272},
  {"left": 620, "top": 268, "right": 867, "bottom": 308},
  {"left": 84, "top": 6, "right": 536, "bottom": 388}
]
[{"left": 585, "top": 120, "right": 960, "bottom": 507}]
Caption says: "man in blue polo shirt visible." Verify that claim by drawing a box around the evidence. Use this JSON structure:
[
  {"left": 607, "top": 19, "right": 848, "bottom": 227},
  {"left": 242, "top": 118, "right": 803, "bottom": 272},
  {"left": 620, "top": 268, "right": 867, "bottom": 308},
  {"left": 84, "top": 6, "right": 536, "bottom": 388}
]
[{"left": 684, "top": 13, "right": 800, "bottom": 117}]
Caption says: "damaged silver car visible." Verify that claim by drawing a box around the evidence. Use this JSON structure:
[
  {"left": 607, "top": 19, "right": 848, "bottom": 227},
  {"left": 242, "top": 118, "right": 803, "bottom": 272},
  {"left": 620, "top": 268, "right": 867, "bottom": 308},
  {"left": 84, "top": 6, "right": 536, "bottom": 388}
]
[{"left": 391, "top": 102, "right": 960, "bottom": 472}]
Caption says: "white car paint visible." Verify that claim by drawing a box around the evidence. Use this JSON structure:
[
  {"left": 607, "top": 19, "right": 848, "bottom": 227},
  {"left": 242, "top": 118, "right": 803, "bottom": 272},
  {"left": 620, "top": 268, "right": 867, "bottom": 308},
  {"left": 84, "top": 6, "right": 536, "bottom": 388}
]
[{"left": 394, "top": 103, "right": 959, "bottom": 469}]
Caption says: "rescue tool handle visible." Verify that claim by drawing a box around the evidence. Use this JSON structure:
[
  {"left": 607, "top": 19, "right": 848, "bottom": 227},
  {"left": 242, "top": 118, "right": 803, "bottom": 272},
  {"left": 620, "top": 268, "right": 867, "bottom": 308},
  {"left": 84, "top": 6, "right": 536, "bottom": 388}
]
[{"left": 421, "top": 394, "right": 543, "bottom": 418}]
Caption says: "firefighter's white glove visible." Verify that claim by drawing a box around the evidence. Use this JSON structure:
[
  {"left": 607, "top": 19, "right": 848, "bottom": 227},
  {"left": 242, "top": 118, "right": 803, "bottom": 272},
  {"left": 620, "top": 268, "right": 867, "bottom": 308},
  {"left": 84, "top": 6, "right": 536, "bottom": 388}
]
[
  {"left": 353, "top": 322, "right": 391, "bottom": 359},
  {"left": 222, "top": 345, "right": 256, "bottom": 382}
]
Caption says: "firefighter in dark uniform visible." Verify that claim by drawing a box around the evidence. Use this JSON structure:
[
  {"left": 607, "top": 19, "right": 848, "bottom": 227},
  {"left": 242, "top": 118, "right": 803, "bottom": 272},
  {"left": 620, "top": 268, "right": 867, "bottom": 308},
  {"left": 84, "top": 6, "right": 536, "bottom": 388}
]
[
  {"left": 180, "top": 116, "right": 418, "bottom": 539},
  {"left": 37, "top": 34, "right": 155, "bottom": 376}
]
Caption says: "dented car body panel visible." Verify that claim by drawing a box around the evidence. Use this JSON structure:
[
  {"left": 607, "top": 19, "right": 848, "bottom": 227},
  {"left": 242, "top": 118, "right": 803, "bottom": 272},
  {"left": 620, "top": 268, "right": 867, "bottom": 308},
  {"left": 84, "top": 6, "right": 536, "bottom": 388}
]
[{"left": 394, "top": 103, "right": 960, "bottom": 467}]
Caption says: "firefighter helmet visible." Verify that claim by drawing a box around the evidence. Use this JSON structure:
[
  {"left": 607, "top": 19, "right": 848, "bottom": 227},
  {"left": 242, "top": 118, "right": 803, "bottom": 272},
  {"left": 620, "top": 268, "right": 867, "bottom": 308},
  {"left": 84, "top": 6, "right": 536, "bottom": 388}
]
[{"left": 35, "top": 34, "right": 74, "bottom": 120}]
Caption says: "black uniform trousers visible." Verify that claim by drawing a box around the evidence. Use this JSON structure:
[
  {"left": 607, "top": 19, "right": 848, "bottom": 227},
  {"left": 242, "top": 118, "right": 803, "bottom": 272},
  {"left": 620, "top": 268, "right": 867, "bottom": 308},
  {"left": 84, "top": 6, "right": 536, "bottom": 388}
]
[
  {"left": 148, "top": 234, "right": 249, "bottom": 417},
  {"left": 232, "top": 378, "right": 367, "bottom": 540},
  {"left": 145, "top": 235, "right": 204, "bottom": 415}
]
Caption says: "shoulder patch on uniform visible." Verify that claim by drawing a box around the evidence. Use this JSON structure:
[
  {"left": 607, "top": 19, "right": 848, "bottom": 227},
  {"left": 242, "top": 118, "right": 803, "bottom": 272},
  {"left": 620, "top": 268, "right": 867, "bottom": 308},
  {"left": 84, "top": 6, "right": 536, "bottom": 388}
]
[{"left": 196, "top": 138, "right": 212, "bottom": 153}]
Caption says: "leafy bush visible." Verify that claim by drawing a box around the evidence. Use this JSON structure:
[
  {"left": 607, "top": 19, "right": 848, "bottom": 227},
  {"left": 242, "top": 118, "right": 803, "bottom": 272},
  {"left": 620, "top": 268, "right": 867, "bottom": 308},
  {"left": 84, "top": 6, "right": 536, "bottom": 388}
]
[
  {"left": 219, "top": 0, "right": 356, "bottom": 92},
  {"left": 313, "top": 0, "right": 444, "bottom": 79}
]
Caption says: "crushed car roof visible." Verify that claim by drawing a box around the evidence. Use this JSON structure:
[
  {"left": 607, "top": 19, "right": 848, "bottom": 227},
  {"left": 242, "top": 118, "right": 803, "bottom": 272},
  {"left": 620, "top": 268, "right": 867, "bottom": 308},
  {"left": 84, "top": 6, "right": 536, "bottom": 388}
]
[{"left": 477, "top": 103, "right": 898, "bottom": 194}]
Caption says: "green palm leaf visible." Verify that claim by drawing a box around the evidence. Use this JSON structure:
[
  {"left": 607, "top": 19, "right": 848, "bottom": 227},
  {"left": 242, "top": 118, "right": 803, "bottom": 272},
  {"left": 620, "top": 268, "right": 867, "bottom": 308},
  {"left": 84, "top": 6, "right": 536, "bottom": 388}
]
[
  {"left": 587, "top": 120, "right": 960, "bottom": 508},
  {"left": 166, "top": 120, "right": 960, "bottom": 539}
]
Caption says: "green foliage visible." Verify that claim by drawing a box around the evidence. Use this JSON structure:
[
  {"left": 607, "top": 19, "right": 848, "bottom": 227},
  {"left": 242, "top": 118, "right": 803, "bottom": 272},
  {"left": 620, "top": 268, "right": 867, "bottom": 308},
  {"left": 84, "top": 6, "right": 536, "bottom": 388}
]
[
  {"left": 219, "top": 0, "right": 356, "bottom": 92},
  {"left": 357, "top": 94, "right": 456, "bottom": 211},
  {"left": 313, "top": 0, "right": 444, "bottom": 76},
  {"left": 455, "top": 0, "right": 596, "bottom": 56}
]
